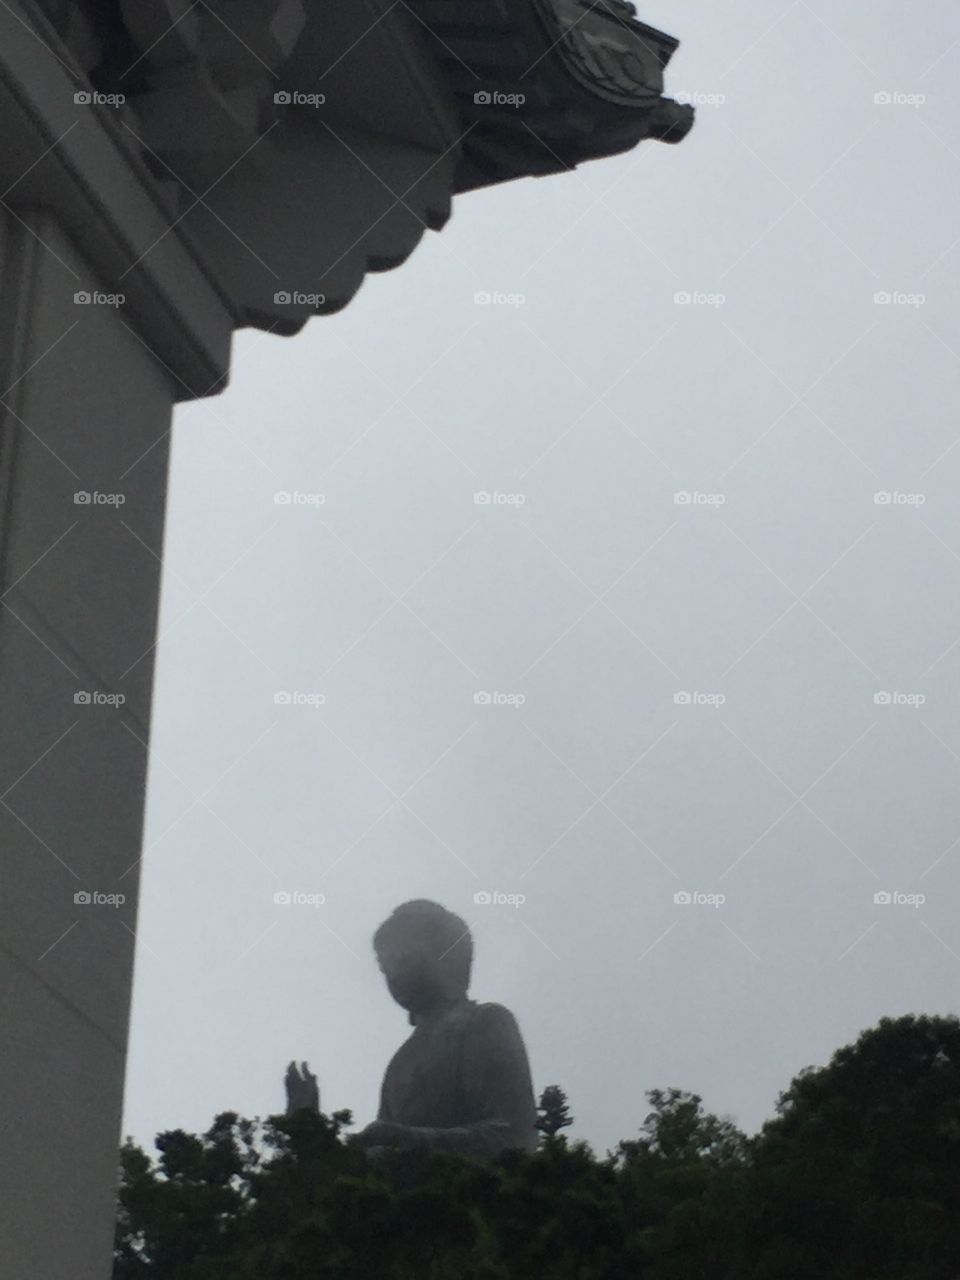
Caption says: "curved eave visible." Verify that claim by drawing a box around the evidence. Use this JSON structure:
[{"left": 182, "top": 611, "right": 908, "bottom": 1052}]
[{"left": 403, "top": 0, "right": 694, "bottom": 193}]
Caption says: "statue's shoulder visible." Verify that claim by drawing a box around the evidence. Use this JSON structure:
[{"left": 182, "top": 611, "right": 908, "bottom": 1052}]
[{"left": 466, "top": 1001, "right": 522, "bottom": 1035}]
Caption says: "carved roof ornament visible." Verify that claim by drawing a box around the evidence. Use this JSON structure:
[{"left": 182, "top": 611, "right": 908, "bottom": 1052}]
[
  {"left": 19, "top": 0, "right": 693, "bottom": 341},
  {"left": 542, "top": 0, "right": 681, "bottom": 104},
  {"left": 401, "top": 0, "right": 693, "bottom": 189},
  {"left": 544, "top": 0, "right": 693, "bottom": 132}
]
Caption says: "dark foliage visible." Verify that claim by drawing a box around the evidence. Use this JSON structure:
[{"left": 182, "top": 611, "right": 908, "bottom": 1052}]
[
  {"left": 115, "top": 1015, "right": 960, "bottom": 1280},
  {"left": 536, "top": 1085, "right": 575, "bottom": 1139}
]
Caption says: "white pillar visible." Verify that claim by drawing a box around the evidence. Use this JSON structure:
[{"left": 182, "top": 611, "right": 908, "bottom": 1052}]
[{"left": 0, "top": 10, "right": 234, "bottom": 1267}]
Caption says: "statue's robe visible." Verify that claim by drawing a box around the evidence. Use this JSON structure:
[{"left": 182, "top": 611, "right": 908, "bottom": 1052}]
[{"left": 377, "top": 996, "right": 538, "bottom": 1156}]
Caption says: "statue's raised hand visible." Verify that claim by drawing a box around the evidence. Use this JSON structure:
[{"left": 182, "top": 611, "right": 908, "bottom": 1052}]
[{"left": 285, "top": 1060, "right": 319, "bottom": 1115}]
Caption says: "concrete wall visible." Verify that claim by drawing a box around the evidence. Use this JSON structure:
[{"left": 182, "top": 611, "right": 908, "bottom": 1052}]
[{"left": 0, "top": 210, "right": 174, "bottom": 1280}]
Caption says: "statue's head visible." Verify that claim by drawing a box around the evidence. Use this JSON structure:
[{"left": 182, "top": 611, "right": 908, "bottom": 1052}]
[{"left": 373, "top": 900, "right": 472, "bottom": 1017}]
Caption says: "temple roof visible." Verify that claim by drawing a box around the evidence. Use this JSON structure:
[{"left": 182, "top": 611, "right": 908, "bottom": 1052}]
[
  {"left": 13, "top": 0, "right": 693, "bottom": 343},
  {"left": 404, "top": 0, "right": 694, "bottom": 190}
]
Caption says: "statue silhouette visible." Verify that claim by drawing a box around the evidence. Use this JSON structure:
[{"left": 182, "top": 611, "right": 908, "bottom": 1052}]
[{"left": 285, "top": 900, "right": 538, "bottom": 1157}]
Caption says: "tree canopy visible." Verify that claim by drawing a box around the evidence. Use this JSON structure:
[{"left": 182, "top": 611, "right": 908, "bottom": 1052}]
[{"left": 115, "top": 1014, "right": 960, "bottom": 1280}]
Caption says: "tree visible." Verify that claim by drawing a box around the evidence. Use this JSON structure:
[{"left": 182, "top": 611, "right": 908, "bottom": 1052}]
[
  {"left": 612, "top": 1088, "right": 749, "bottom": 1279},
  {"left": 113, "top": 1111, "right": 262, "bottom": 1280},
  {"left": 617, "top": 1087, "right": 747, "bottom": 1166},
  {"left": 746, "top": 1014, "right": 960, "bottom": 1280},
  {"left": 113, "top": 1016, "right": 960, "bottom": 1280},
  {"left": 535, "top": 1086, "right": 574, "bottom": 1140}
]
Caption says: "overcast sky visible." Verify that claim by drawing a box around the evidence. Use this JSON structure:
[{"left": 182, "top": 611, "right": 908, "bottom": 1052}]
[{"left": 122, "top": 0, "right": 960, "bottom": 1155}]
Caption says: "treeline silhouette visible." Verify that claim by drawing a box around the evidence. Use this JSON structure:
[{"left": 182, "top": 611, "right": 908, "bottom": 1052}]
[{"left": 114, "top": 1014, "right": 960, "bottom": 1279}]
